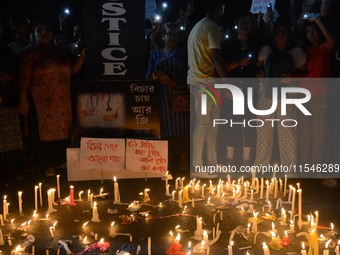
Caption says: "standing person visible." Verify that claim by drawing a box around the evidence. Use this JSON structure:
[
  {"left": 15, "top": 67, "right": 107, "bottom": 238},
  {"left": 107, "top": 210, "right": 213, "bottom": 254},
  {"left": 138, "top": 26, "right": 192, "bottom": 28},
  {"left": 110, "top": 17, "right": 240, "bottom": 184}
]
[
  {"left": 298, "top": 17, "right": 334, "bottom": 164},
  {"left": 253, "top": 17, "right": 306, "bottom": 167},
  {"left": 17, "top": 21, "right": 74, "bottom": 176},
  {"left": 0, "top": 18, "right": 25, "bottom": 184},
  {"left": 146, "top": 22, "right": 190, "bottom": 172},
  {"left": 221, "top": 11, "right": 261, "bottom": 166},
  {"left": 188, "top": 0, "right": 227, "bottom": 173}
]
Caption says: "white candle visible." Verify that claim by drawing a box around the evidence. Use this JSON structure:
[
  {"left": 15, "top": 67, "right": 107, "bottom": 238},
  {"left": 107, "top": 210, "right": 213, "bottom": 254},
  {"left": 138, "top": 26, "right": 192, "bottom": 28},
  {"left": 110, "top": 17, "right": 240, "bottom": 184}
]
[
  {"left": 56, "top": 175, "right": 60, "bottom": 200},
  {"left": 284, "top": 175, "right": 287, "bottom": 197},
  {"left": 335, "top": 240, "right": 340, "bottom": 255},
  {"left": 18, "top": 191, "right": 23, "bottom": 215},
  {"left": 298, "top": 188, "right": 302, "bottom": 229},
  {"left": 263, "top": 242, "right": 270, "bottom": 255},
  {"left": 274, "top": 179, "right": 278, "bottom": 199},
  {"left": 178, "top": 190, "right": 183, "bottom": 208},
  {"left": 175, "top": 178, "right": 179, "bottom": 190},
  {"left": 0, "top": 214, "right": 3, "bottom": 225},
  {"left": 148, "top": 237, "right": 151, "bottom": 255},
  {"left": 109, "top": 221, "right": 117, "bottom": 237},
  {"left": 252, "top": 211, "right": 258, "bottom": 233},
  {"left": 181, "top": 177, "right": 185, "bottom": 190},
  {"left": 32, "top": 245, "right": 35, "bottom": 255},
  {"left": 50, "top": 227, "right": 54, "bottom": 238},
  {"left": 228, "top": 240, "right": 234, "bottom": 255},
  {"left": 201, "top": 184, "right": 206, "bottom": 197},
  {"left": 279, "top": 178, "right": 283, "bottom": 192},
  {"left": 87, "top": 189, "right": 91, "bottom": 202},
  {"left": 39, "top": 183, "right": 43, "bottom": 207},
  {"left": 288, "top": 185, "right": 292, "bottom": 202},
  {"left": 78, "top": 191, "right": 83, "bottom": 201},
  {"left": 192, "top": 199, "right": 195, "bottom": 208},
  {"left": 57, "top": 247, "right": 60, "bottom": 255},
  {"left": 91, "top": 201, "right": 100, "bottom": 222},
  {"left": 291, "top": 187, "right": 296, "bottom": 215},
  {"left": 46, "top": 250, "right": 49, "bottom": 255},
  {"left": 265, "top": 180, "right": 269, "bottom": 201},
  {"left": 301, "top": 242, "right": 307, "bottom": 255},
  {"left": 260, "top": 177, "right": 264, "bottom": 199},
  {"left": 90, "top": 194, "right": 94, "bottom": 208},
  {"left": 323, "top": 240, "right": 331, "bottom": 255},
  {"left": 113, "top": 177, "right": 121, "bottom": 204},
  {"left": 34, "top": 185, "right": 39, "bottom": 212}
]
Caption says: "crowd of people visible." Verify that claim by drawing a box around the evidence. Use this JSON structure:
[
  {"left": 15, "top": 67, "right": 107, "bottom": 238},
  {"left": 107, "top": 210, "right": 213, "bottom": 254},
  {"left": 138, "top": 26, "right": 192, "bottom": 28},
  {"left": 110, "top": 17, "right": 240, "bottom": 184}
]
[
  {"left": 1, "top": 0, "right": 340, "bottom": 186},
  {"left": 0, "top": 17, "right": 86, "bottom": 184},
  {"left": 145, "top": 0, "right": 340, "bottom": 174}
]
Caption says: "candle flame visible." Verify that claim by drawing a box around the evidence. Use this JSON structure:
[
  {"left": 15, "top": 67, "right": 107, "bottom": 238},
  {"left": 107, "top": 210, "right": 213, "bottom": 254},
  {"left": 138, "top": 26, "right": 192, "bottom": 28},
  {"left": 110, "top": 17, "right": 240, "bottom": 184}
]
[
  {"left": 331, "top": 222, "right": 334, "bottom": 230},
  {"left": 18, "top": 191, "right": 23, "bottom": 195},
  {"left": 338, "top": 240, "right": 340, "bottom": 245},
  {"left": 83, "top": 236, "right": 87, "bottom": 242},
  {"left": 188, "top": 241, "right": 191, "bottom": 248},
  {"left": 15, "top": 245, "right": 21, "bottom": 251},
  {"left": 247, "top": 223, "right": 250, "bottom": 228},
  {"left": 4, "top": 195, "right": 6, "bottom": 199},
  {"left": 79, "top": 191, "right": 83, "bottom": 195},
  {"left": 10, "top": 219, "right": 15, "bottom": 225},
  {"left": 111, "top": 221, "right": 115, "bottom": 227},
  {"left": 272, "top": 222, "right": 275, "bottom": 229},
  {"left": 94, "top": 202, "right": 97, "bottom": 207},
  {"left": 284, "top": 231, "right": 288, "bottom": 236},
  {"left": 263, "top": 242, "right": 267, "bottom": 247},
  {"left": 46, "top": 214, "right": 49, "bottom": 219},
  {"left": 88, "top": 189, "right": 90, "bottom": 194},
  {"left": 53, "top": 221, "right": 57, "bottom": 227},
  {"left": 201, "top": 240, "right": 205, "bottom": 246},
  {"left": 100, "top": 238, "right": 104, "bottom": 243},
  {"left": 70, "top": 185, "right": 74, "bottom": 189},
  {"left": 114, "top": 176, "right": 117, "bottom": 182},
  {"left": 325, "top": 239, "right": 331, "bottom": 249},
  {"left": 230, "top": 240, "right": 234, "bottom": 246},
  {"left": 175, "top": 233, "right": 181, "bottom": 241},
  {"left": 28, "top": 220, "right": 31, "bottom": 225},
  {"left": 21, "top": 222, "right": 27, "bottom": 227},
  {"left": 302, "top": 242, "right": 305, "bottom": 250},
  {"left": 271, "top": 231, "right": 276, "bottom": 237},
  {"left": 246, "top": 251, "right": 250, "bottom": 255},
  {"left": 100, "top": 188, "right": 103, "bottom": 194},
  {"left": 82, "top": 221, "right": 89, "bottom": 227},
  {"left": 169, "top": 231, "right": 173, "bottom": 236}
]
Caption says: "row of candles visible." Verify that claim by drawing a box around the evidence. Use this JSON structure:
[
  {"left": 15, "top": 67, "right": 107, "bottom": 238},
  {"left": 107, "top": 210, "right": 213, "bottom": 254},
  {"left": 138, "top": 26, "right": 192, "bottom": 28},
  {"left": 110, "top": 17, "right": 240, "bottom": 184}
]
[{"left": 0, "top": 173, "right": 339, "bottom": 255}]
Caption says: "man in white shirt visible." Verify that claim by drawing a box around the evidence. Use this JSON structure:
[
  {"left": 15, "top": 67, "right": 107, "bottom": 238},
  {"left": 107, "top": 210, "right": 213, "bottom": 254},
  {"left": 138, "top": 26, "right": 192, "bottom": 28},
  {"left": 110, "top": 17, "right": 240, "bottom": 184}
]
[{"left": 188, "top": 0, "right": 227, "bottom": 171}]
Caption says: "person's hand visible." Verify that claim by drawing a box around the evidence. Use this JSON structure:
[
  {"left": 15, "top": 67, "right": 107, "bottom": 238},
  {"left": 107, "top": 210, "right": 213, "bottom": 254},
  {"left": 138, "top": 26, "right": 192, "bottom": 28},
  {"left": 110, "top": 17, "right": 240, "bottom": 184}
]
[
  {"left": 237, "top": 58, "right": 251, "bottom": 67},
  {"left": 18, "top": 97, "right": 29, "bottom": 116},
  {"left": 155, "top": 71, "right": 176, "bottom": 87}
]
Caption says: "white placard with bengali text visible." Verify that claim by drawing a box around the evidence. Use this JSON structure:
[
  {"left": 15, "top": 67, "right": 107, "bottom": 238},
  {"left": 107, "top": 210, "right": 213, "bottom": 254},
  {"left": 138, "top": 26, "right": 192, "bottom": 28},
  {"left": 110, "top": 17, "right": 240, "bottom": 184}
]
[
  {"left": 250, "top": 0, "right": 276, "bottom": 13},
  {"left": 79, "top": 137, "right": 125, "bottom": 171},
  {"left": 126, "top": 139, "right": 168, "bottom": 173}
]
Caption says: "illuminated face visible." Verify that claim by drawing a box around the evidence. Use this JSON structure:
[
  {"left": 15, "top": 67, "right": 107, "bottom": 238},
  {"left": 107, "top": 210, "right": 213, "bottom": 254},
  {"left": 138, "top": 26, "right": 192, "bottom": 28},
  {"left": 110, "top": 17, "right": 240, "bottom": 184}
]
[
  {"left": 164, "top": 27, "right": 178, "bottom": 49},
  {"left": 34, "top": 24, "right": 53, "bottom": 46},
  {"left": 274, "top": 25, "right": 290, "bottom": 47}
]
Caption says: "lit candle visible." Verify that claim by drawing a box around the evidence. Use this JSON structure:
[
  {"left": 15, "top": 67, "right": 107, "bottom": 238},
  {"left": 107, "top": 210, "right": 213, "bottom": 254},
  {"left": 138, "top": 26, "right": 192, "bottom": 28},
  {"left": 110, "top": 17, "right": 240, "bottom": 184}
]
[
  {"left": 279, "top": 178, "right": 283, "bottom": 192},
  {"left": 301, "top": 242, "right": 307, "bottom": 255},
  {"left": 269, "top": 232, "right": 281, "bottom": 250},
  {"left": 144, "top": 188, "right": 150, "bottom": 202},
  {"left": 297, "top": 188, "right": 303, "bottom": 230},
  {"left": 323, "top": 239, "right": 331, "bottom": 255},
  {"left": 281, "top": 231, "right": 290, "bottom": 247},
  {"left": 291, "top": 187, "right": 296, "bottom": 215},
  {"left": 46, "top": 189, "right": 57, "bottom": 214},
  {"left": 288, "top": 185, "right": 292, "bottom": 202},
  {"left": 3, "top": 195, "right": 7, "bottom": 221},
  {"left": 288, "top": 220, "right": 295, "bottom": 233},
  {"left": 56, "top": 175, "right": 61, "bottom": 200},
  {"left": 69, "top": 186, "right": 76, "bottom": 206},
  {"left": 192, "top": 199, "right": 195, "bottom": 208},
  {"left": 308, "top": 229, "right": 318, "bottom": 255},
  {"left": 109, "top": 221, "right": 117, "bottom": 237},
  {"left": 263, "top": 242, "right": 270, "bottom": 255},
  {"left": 181, "top": 177, "right": 185, "bottom": 190},
  {"left": 39, "top": 183, "right": 43, "bottom": 207},
  {"left": 91, "top": 201, "right": 101, "bottom": 222},
  {"left": 175, "top": 178, "right": 179, "bottom": 190},
  {"left": 178, "top": 190, "right": 183, "bottom": 208},
  {"left": 18, "top": 192, "right": 23, "bottom": 215},
  {"left": 171, "top": 191, "right": 175, "bottom": 201},
  {"left": 228, "top": 241, "right": 234, "bottom": 255},
  {"left": 113, "top": 176, "right": 121, "bottom": 204},
  {"left": 260, "top": 178, "right": 264, "bottom": 199},
  {"left": 194, "top": 216, "right": 203, "bottom": 239},
  {"left": 50, "top": 226, "right": 54, "bottom": 238},
  {"left": 148, "top": 237, "right": 151, "bottom": 255},
  {"left": 34, "top": 185, "right": 39, "bottom": 212},
  {"left": 271, "top": 222, "right": 277, "bottom": 233},
  {"left": 90, "top": 194, "right": 94, "bottom": 208},
  {"left": 166, "top": 185, "right": 170, "bottom": 196}
]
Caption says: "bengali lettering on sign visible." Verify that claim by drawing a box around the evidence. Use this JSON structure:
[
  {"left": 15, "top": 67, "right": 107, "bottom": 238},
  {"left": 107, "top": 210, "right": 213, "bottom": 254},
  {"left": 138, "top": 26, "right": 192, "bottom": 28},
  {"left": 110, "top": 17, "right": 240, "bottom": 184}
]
[
  {"left": 79, "top": 137, "right": 125, "bottom": 171},
  {"left": 125, "top": 139, "right": 168, "bottom": 173}
]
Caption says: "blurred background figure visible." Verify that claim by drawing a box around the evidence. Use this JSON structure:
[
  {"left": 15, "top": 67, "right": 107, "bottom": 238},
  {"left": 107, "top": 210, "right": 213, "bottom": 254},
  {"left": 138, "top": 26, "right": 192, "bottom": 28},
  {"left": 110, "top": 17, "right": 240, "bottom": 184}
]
[{"left": 8, "top": 16, "right": 30, "bottom": 56}]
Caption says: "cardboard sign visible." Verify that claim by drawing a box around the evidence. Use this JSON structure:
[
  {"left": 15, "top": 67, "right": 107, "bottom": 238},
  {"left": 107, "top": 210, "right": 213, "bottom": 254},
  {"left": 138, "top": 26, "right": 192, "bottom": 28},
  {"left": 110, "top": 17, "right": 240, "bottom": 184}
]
[
  {"left": 79, "top": 137, "right": 125, "bottom": 171},
  {"left": 250, "top": 0, "right": 276, "bottom": 13},
  {"left": 126, "top": 139, "right": 168, "bottom": 173}
]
